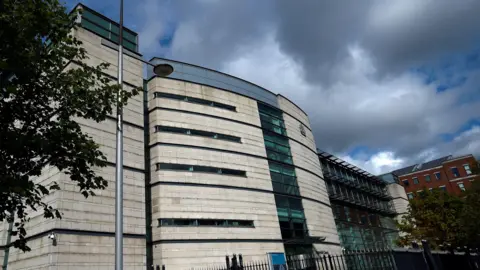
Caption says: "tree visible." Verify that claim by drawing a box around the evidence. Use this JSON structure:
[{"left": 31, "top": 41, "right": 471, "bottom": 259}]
[
  {"left": 469, "top": 160, "right": 480, "bottom": 182},
  {"left": 0, "top": 0, "right": 138, "bottom": 250},
  {"left": 460, "top": 164, "right": 480, "bottom": 249},
  {"left": 396, "top": 188, "right": 465, "bottom": 249},
  {"left": 396, "top": 160, "right": 480, "bottom": 250}
]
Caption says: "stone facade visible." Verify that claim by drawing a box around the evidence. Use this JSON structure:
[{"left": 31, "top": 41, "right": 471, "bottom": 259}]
[
  {"left": 387, "top": 183, "right": 409, "bottom": 217},
  {"left": 147, "top": 77, "right": 285, "bottom": 268}
]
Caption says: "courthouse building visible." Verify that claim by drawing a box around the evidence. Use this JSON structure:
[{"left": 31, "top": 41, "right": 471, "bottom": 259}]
[{"left": 0, "top": 4, "right": 405, "bottom": 269}]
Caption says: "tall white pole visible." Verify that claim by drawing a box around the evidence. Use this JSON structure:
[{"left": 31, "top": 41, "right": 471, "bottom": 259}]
[{"left": 115, "top": 0, "right": 124, "bottom": 269}]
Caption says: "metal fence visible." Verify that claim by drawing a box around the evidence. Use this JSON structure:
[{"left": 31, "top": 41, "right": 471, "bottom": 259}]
[
  {"left": 192, "top": 250, "right": 395, "bottom": 270},
  {"left": 393, "top": 248, "right": 480, "bottom": 270},
  {"left": 186, "top": 246, "right": 480, "bottom": 270}
]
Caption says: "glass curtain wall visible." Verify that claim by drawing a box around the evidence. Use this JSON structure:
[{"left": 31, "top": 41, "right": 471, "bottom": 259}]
[
  {"left": 320, "top": 158, "right": 398, "bottom": 251},
  {"left": 258, "top": 103, "right": 311, "bottom": 255},
  {"left": 332, "top": 204, "right": 397, "bottom": 250},
  {"left": 80, "top": 7, "right": 138, "bottom": 52}
]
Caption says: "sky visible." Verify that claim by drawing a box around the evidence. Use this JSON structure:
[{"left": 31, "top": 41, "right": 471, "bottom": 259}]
[{"left": 65, "top": 0, "right": 480, "bottom": 175}]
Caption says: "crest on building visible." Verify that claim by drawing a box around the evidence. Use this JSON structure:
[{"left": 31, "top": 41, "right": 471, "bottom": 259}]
[{"left": 300, "top": 124, "right": 306, "bottom": 136}]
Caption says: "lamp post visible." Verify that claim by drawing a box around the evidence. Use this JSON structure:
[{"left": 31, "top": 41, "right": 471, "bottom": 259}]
[{"left": 115, "top": 2, "right": 174, "bottom": 269}]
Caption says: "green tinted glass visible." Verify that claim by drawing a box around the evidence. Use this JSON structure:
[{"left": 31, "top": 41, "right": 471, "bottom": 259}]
[
  {"left": 258, "top": 103, "right": 283, "bottom": 119},
  {"left": 110, "top": 24, "right": 137, "bottom": 44},
  {"left": 82, "top": 9, "right": 110, "bottom": 29},
  {"left": 269, "top": 161, "right": 295, "bottom": 176},
  {"left": 267, "top": 150, "right": 293, "bottom": 164},
  {"left": 263, "top": 131, "right": 289, "bottom": 147},
  {"left": 110, "top": 33, "right": 137, "bottom": 51},
  {"left": 81, "top": 8, "right": 138, "bottom": 52},
  {"left": 277, "top": 208, "right": 289, "bottom": 217},
  {"left": 81, "top": 19, "right": 109, "bottom": 39},
  {"left": 123, "top": 30, "right": 137, "bottom": 44},
  {"left": 260, "top": 113, "right": 285, "bottom": 128}
]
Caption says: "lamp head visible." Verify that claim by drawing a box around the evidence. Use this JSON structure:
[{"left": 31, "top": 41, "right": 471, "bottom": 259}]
[{"left": 153, "top": 64, "right": 174, "bottom": 77}]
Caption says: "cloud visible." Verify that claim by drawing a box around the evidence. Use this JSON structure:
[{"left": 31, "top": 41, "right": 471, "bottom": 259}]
[
  {"left": 167, "top": 0, "right": 274, "bottom": 69},
  {"left": 136, "top": 0, "right": 176, "bottom": 57},
  {"left": 126, "top": 0, "right": 480, "bottom": 172},
  {"left": 345, "top": 124, "right": 480, "bottom": 174},
  {"left": 343, "top": 152, "right": 405, "bottom": 175},
  {"left": 364, "top": 0, "right": 480, "bottom": 74},
  {"left": 223, "top": 34, "right": 313, "bottom": 101}
]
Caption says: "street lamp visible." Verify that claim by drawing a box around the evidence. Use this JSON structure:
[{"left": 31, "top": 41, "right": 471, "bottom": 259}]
[
  {"left": 153, "top": 64, "right": 175, "bottom": 77},
  {"left": 115, "top": 1, "right": 174, "bottom": 270}
]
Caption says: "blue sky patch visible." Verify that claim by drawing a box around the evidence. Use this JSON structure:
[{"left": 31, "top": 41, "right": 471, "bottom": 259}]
[
  {"left": 347, "top": 145, "right": 377, "bottom": 160},
  {"left": 413, "top": 49, "right": 480, "bottom": 93},
  {"left": 439, "top": 118, "right": 480, "bottom": 142},
  {"left": 159, "top": 22, "right": 177, "bottom": 48}
]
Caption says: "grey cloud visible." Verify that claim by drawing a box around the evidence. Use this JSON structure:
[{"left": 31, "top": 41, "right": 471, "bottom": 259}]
[
  {"left": 167, "top": 0, "right": 274, "bottom": 70},
  {"left": 133, "top": 0, "right": 480, "bottom": 169},
  {"left": 272, "top": 0, "right": 372, "bottom": 85},
  {"left": 363, "top": 0, "right": 480, "bottom": 75}
]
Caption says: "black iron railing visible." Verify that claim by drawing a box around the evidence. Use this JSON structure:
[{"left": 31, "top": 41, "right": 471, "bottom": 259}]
[{"left": 181, "top": 242, "right": 480, "bottom": 270}]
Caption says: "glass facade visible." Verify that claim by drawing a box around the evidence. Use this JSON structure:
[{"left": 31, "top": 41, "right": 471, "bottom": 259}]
[
  {"left": 319, "top": 153, "right": 398, "bottom": 251},
  {"left": 80, "top": 8, "right": 138, "bottom": 52},
  {"left": 332, "top": 204, "right": 397, "bottom": 250},
  {"left": 258, "top": 102, "right": 311, "bottom": 255},
  {"left": 378, "top": 173, "right": 399, "bottom": 184}
]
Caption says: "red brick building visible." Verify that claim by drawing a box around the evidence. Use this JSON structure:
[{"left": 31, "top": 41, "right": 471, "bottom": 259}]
[{"left": 391, "top": 154, "right": 478, "bottom": 199}]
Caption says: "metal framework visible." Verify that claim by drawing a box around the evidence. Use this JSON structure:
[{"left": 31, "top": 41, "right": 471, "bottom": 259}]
[
  {"left": 322, "top": 169, "right": 392, "bottom": 201},
  {"left": 318, "top": 151, "right": 386, "bottom": 185},
  {"left": 328, "top": 190, "right": 396, "bottom": 216}
]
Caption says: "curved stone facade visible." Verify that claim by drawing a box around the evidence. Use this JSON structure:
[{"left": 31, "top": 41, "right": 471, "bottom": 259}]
[{"left": 147, "top": 61, "right": 341, "bottom": 268}]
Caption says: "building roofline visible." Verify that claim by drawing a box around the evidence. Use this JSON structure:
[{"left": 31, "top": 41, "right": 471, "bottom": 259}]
[
  {"left": 442, "top": 154, "right": 475, "bottom": 164},
  {"left": 276, "top": 94, "right": 309, "bottom": 119},
  {"left": 396, "top": 165, "right": 443, "bottom": 178},
  {"left": 317, "top": 150, "right": 385, "bottom": 184},
  {"left": 149, "top": 57, "right": 276, "bottom": 96},
  {"left": 148, "top": 57, "right": 309, "bottom": 117},
  {"left": 393, "top": 153, "right": 477, "bottom": 177},
  {"left": 70, "top": 3, "right": 138, "bottom": 36}
]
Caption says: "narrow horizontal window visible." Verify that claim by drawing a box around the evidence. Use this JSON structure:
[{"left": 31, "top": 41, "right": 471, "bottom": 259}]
[
  {"left": 157, "top": 163, "right": 246, "bottom": 177},
  {"left": 155, "top": 125, "right": 241, "bottom": 143},
  {"left": 155, "top": 92, "right": 236, "bottom": 111},
  {"left": 158, "top": 218, "right": 254, "bottom": 227}
]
